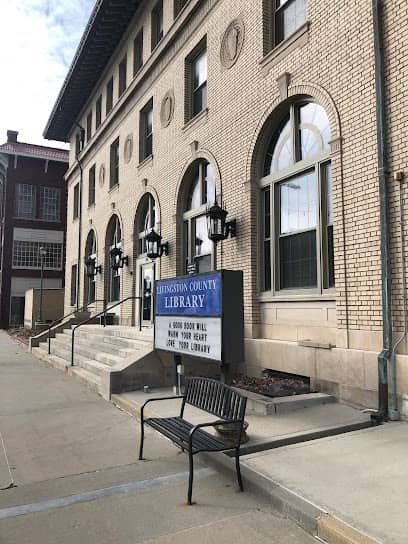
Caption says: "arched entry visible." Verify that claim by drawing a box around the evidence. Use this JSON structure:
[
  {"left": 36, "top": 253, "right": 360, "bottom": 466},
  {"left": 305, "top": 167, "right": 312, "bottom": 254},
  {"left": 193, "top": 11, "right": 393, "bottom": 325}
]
[
  {"left": 84, "top": 229, "right": 97, "bottom": 305},
  {"left": 105, "top": 215, "right": 122, "bottom": 314},
  {"left": 133, "top": 193, "right": 157, "bottom": 328}
]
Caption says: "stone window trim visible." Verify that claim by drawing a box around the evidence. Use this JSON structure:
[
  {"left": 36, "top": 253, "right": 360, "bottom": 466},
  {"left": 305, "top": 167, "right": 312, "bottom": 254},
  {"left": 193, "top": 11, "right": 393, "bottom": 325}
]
[
  {"left": 184, "top": 36, "right": 207, "bottom": 124},
  {"left": 182, "top": 107, "right": 208, "bottom": 134},
  {"left": 260, "top": 21, "right": 309, "bottom": 74}
]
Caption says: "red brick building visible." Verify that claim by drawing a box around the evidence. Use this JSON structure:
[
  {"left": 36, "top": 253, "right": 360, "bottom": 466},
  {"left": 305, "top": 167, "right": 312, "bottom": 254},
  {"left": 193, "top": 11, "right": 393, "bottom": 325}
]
[{"left": 0, "top": 130, "right": 68, "bottom": 328}]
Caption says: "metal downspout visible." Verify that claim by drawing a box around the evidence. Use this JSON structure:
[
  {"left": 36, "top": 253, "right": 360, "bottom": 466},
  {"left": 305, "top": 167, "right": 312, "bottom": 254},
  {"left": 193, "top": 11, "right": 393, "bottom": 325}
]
[{"left": 373, "top": 0, "right": 394, "bottom": 420}]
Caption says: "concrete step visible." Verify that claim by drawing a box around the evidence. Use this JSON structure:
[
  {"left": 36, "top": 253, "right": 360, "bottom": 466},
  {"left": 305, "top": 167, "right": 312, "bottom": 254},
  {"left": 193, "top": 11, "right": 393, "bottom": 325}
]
[
  {"left": 70, "top": 367, "right": 102, "bottom": 394},
  {"left": 50, "top": 342, "right": 120, "bottom": 369},
  {"left": 53, "top": 334, "right": 135, "bottom": 359},
  {"left": 70, "top": 325, "right": 153, "bottom": 342},
  {"left": 232, "top": 387, "right": 336, "bottom": 416}
]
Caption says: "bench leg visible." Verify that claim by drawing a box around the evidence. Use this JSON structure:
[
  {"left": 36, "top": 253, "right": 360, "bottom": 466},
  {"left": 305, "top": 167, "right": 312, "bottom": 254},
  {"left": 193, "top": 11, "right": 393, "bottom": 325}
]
[
  {"left": 235, "top": 448, "right": 243, "bottom": 492},
  {"left": 187, "top": 450, "right": 194, "bottom": 505},
  {"left": 138, "top": 417, "right": 145, "bottom": 460}
]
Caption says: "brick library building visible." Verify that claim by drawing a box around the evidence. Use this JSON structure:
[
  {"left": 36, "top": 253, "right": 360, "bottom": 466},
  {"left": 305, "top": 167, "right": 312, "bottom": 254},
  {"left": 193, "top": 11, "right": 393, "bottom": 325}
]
[
  {"left": 0, "top": 131, "right": 68, "bottom": 328},
  {"left": 42, "top": 0, "right": 408, "bottom": 416}
]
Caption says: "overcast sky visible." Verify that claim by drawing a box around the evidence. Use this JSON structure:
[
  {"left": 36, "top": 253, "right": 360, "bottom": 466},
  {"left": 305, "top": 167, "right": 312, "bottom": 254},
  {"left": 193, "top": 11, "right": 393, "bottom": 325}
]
[{"left": 0, "top": 0, "right": 95, "bottom": 149}]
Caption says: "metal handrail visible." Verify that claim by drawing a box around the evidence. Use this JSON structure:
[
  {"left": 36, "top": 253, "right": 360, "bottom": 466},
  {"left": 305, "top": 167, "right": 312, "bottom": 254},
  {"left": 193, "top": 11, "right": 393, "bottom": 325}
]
[
  {"left": 47, "top": 300, "right": 106, "bottom": 355},
  {"left": 70, "top": 296, "right": 143, "bottom": 366}
]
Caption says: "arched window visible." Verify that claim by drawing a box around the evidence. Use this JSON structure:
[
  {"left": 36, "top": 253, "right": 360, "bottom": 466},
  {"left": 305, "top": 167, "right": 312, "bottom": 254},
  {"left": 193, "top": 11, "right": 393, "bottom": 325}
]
[
  {"left": 183, "top": 160, "right": 216, "bottom": 273},
  {"left": 137, "top": 193, "right": 156, "bottom": 255},
  {"left": 260, "top": 101, "right": 334, "bottom": 293},
  {"left": 84, "top": 230, "right": 97, "bottom": 304},
  {"left": 106, "top": 215, "right": 122, "bottom": 302}
]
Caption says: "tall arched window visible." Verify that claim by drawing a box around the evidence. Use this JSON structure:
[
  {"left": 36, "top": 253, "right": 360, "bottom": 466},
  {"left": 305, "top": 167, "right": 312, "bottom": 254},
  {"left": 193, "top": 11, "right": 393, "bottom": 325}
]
[
  {"left": 84, "top": 230, "right": 97, "bottom": 304},
  {"left": 137, "top": 193, "right": 156, "bottom": 255},
  {"left": 183, "top": 160, "right": 216, "bottom": 273},
  {"left": 260, "top": 101, "right": 334, "bottom": 293},
  {"left": 106, "top": 215, "right": 122, "bottom": 302}
]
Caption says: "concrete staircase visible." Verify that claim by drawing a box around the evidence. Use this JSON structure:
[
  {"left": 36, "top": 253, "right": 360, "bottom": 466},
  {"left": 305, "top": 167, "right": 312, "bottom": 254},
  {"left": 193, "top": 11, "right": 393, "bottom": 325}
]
[{"left": 32, "top": 325, "right": 164, "bottom": 399}]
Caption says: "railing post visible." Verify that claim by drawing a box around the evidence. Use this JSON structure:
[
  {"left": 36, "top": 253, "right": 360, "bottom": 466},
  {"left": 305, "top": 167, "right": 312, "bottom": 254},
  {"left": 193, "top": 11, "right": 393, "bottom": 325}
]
[
  {"left": 103, "top": 298, "right": 107, "bottom": 327},
  {"left": 139, "top": 296, "right": 142, "bottom": 331},
  {"left": 48, "top": 327, "right": 51, "bottom": 355}
]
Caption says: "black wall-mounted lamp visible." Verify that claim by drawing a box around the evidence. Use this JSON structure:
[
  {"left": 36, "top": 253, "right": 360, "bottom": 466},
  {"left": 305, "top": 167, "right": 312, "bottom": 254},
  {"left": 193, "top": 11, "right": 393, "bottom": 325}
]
[
  {"left": 145, "top": 228, "right": 169, "bottom": 260},
  {"left": 206, "top": 200, "right": 237, "bottom": 243},
  {"left": 109, "top": 244, "right": 129, "bottom": 270},
  {"left": 85, "top": 256, "right": 102, "bottom": 277}
]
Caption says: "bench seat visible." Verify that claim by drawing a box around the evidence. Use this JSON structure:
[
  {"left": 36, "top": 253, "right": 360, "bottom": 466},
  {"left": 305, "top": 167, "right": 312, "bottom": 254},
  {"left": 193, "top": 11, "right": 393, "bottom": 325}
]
[{"left": 145, "top": 416, "right": 233, "bottom": 453}]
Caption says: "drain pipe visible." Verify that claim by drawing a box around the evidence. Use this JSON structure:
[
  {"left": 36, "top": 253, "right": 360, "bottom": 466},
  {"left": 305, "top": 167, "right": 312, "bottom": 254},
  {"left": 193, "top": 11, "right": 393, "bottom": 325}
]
[
  {"left": 75, "top": 124, "right": 85, "bottom": 312},
  {"left": 373, "top": 0, "right": 393, "bottom": 421}
]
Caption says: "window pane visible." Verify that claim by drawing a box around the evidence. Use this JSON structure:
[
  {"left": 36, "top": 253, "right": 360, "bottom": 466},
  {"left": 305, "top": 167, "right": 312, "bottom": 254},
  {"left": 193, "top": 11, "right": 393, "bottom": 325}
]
[
  {"left": 280, "top": 171, "right": 316, "bottom": 234},
  {"left": 193, "top": 50, "right": 207, "bottom": 89},
  {"left": 188, "top": 175, "right": 201, "bottom": 210},
  {"left": 40, "top": 187, "right": 61, "bottom": 221},
  {"left": 194, "top": 215, "right": 212, "bottom": 258},
  {"left": 15, "top": 184, "right": 35, "bottom": 218},
  {"left": 276, "top": 0, "right": 306, "bottom": 44},
  {"left": 280, "top": 230, "right": 317, "bottom": 289},
  {"left": 263, "top": 188, "right": 271, "bottom": 239},
  {"left": 264, "top": 240, "right": 271, "bottom": 291},
  {"left": 323, "top": 162, "right": 335, "bottom": 288},
  {"left": 300, "top": 103, "right": 331, "bottom": 149},
  {"left": 264, "top": 116, "right": 292, "bottom": 176},
  {"left": 300, "top": 128, "right": 320, "bottom": 160},
  {"left": 205, "top": 163, "right": 216, "bottom": 204}
]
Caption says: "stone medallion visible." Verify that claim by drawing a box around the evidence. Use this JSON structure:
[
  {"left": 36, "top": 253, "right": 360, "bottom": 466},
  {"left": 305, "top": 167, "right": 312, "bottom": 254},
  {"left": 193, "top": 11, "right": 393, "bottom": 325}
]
[
  {"left": 99, "top": 164, "right": 105, "bottom": 187},
  {"left": 160, "top": 89, "right": 175, "bottom": 128},
  {"left": 220, "top": 18, "right": 245, "bottom": 69},
  {"left": 124, "top": 134, "right": 133, "bottom": 163}
]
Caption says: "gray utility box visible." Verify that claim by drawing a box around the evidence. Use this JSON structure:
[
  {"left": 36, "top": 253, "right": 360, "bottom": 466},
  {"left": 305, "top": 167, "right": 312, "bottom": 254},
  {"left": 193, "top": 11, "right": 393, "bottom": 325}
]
[{"left": 154, "top": 270, "right": 244, "bottom": 370}]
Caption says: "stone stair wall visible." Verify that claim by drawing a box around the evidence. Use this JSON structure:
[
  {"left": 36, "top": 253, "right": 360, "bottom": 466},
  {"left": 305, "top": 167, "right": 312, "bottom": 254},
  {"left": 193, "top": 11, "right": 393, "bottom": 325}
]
[{"left": 32, "top": 325, "right": 164, "bottom": 400}]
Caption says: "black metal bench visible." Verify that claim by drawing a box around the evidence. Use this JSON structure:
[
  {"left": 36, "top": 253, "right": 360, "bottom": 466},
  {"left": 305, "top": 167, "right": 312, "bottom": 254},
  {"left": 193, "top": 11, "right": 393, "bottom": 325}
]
[{"left": 138, "top": 377, "right": 247, "bottom": 505}]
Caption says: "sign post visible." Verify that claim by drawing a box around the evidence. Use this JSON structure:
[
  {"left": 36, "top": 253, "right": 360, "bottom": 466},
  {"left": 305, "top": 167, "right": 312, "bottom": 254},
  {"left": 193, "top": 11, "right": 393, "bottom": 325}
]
[{"left": 154, "top": 270, "right": 244, "bottom": 384}]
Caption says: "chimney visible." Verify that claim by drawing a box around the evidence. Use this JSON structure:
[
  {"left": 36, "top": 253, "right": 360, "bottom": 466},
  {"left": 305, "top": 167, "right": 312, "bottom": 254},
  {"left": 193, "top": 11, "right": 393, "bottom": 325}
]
[{"left": 7, "top": 130, "right": 18, "bottom": 143}]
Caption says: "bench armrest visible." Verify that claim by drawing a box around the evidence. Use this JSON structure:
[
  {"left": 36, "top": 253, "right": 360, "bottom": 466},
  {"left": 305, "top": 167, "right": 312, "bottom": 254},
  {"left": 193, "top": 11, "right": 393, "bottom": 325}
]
[
  {"left": 140, "top": 395, "right": 185, "bottom": 419},
  {"left": 188, "top": 419, "right": 242, "bottom": 448}
]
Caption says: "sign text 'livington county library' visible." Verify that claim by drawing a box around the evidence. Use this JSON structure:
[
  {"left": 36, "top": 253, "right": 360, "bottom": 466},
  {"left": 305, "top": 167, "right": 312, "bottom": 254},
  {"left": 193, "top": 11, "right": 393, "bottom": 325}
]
[{"left": 154, "top": 270, "right": 244, "bottom": 366}]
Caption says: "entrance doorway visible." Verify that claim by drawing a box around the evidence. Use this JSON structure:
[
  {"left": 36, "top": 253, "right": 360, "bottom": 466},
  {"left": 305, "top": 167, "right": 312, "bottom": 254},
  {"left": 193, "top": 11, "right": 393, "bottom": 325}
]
[{"left": 140, "top": 262, "right": 155, "bottom": 327}]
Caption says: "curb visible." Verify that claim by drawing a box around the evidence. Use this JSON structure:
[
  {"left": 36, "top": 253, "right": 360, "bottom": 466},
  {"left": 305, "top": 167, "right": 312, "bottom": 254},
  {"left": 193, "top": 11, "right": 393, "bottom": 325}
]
[{"left": 111, "top": 393, "right": 382, "bottom": 544}]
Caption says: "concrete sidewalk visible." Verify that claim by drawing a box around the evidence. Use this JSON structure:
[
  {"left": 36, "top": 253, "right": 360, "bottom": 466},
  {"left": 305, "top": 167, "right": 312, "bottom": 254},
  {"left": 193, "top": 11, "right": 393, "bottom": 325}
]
[{"left": 113, "top": 389, "right": 406, "bottom": 544}]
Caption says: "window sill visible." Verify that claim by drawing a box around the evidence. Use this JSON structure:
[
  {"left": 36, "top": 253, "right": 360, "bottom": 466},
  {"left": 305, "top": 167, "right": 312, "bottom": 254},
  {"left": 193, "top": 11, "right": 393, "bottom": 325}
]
[
  {"left": 138, "top": 154, "right": 153, "bottom": 170},
  {"left": 258, "top": 290, "right": 335, "bottom": 303},
  {"left": 182, "top": 108, "right": 208, "bottom": 133},
  {"left": 260, "top": 21, "right": 310, "bottom": 74}
]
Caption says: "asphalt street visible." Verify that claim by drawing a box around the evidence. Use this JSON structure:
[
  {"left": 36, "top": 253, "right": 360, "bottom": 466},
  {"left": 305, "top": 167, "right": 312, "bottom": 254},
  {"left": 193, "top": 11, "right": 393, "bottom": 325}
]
[{"left": 0, "top": 331, "right": 316, "bottom": 543}]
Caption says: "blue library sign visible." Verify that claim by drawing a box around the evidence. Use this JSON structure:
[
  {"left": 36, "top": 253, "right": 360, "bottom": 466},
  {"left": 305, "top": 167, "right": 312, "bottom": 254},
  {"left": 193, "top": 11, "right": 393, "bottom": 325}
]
[
  {"left": 155, "top": 272, "right": 221, "bottom": 317},
  {"left": 154, "top": 270, "right": 243, "bottom": 367}
]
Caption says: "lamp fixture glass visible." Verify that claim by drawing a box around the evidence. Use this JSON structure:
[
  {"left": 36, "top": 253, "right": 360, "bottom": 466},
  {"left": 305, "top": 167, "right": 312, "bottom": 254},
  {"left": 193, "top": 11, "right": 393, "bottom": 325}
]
[{"left": 145, "top": 228, "right": 169, "bottom": 260}]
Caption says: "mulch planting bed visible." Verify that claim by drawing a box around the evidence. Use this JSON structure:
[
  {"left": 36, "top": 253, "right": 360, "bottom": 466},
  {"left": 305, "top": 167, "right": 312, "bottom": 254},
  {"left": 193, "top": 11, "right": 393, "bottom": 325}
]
[{"left": 232, "top": 370, "right": 313, "bottom": 398}]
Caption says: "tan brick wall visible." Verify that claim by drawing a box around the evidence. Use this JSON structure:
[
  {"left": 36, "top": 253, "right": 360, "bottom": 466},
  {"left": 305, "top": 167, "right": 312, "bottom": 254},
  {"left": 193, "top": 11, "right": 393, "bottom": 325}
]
[{"left": 59, "top": 0, "right": 408, "bottom": 405}]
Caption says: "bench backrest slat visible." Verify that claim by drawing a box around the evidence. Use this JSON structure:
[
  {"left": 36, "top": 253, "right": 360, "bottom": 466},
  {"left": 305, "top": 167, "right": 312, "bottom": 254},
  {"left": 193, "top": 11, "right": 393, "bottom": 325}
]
[{"left": 185, "top": 377, "right": 246, "bottom": 422}]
